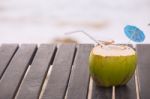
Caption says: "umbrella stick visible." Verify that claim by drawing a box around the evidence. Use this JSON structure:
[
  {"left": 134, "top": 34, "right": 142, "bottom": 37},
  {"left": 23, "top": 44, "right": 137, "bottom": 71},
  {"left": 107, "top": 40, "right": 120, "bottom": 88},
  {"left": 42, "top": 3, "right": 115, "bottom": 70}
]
[{"left": 127, "top": 29, "right": 136, "bottom": 44}]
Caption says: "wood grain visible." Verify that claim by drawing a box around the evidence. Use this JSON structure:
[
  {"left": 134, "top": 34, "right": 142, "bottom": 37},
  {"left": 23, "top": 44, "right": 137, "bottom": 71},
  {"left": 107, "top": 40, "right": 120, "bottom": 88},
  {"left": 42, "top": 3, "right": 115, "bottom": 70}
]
[
  {"left": 0, "top": 44, "right": 18, "bottom": 79},
  {"left": 17, "top": 44, "right": 56, "bottom": 99},
  {"left": 42, "top": 44, "right": 76, "bottom": 99},
  {"left": 66, "top": 44, "right": 94, "bottom": 99},
  {"left": 136, "top": 44, "right": 150, "bottom": 99},
  {"left": 0, "top": 44, "right": 37, "bottom": 99}
]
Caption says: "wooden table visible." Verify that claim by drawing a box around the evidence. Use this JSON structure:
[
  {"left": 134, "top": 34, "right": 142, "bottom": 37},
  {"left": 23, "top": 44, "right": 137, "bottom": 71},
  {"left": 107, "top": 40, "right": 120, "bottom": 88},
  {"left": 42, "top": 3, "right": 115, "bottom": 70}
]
[{"left": 0, "top": 44, "right": 149, "bottom": 99}]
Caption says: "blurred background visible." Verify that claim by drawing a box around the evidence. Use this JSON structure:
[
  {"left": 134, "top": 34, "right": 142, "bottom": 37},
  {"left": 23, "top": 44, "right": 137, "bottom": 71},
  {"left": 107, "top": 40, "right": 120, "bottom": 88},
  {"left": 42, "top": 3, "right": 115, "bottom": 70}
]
[{"left": 0, "top": 0, "right": 150, "bottom": 44}]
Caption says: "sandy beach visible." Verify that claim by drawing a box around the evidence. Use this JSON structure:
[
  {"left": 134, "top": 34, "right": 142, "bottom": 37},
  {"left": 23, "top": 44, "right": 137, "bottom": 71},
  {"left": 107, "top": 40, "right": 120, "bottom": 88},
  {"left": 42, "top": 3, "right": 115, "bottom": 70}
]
[{"left": 0, "top": 0, "right": 150, "bottom": 44}]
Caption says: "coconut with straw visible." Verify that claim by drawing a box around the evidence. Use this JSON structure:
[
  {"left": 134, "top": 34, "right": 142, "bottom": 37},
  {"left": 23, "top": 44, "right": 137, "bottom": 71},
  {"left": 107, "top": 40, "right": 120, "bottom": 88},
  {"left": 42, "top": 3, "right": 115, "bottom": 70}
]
[{"left": 65, "top": 26, "right": 145, "bottom": 87}]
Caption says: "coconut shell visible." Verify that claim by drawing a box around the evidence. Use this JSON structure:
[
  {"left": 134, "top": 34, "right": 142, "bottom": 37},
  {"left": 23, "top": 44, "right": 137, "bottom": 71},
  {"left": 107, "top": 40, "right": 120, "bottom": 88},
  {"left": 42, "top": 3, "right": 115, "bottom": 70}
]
[{"left": 89, "top": 45, "right": 137, "bottom": 87}]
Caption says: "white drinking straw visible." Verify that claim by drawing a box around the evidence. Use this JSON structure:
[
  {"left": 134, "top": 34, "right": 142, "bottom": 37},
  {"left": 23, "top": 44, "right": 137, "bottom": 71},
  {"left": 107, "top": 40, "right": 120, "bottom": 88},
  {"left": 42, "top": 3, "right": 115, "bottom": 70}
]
[{"left": 65, "top": 30, "right": 104, "bottom": 47}]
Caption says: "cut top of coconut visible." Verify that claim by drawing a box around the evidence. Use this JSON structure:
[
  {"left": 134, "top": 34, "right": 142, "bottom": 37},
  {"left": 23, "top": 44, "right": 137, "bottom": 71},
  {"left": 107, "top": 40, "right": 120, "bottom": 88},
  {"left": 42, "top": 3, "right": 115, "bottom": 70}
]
[{"left": 93, "top": 45, "right": 136, "bottom": 56}]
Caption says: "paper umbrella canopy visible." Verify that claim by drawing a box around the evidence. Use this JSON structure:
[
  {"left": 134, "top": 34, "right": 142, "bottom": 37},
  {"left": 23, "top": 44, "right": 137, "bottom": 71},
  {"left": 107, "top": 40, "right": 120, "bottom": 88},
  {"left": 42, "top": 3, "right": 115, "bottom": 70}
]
[{"left": 124, "top": 25, "right": 145, "bottom": 42}]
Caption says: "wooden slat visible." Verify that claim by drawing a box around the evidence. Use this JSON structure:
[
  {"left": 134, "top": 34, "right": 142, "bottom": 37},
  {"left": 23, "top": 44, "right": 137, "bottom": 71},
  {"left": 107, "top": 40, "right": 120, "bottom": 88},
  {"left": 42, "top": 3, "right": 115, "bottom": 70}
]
[
  {"left": 0, "top": 44, "right": 18, "bottom": 79},
  {"left": 136, "top": 44, "right": 150, "bottom": 99},
  {"left": 115, "top": 75, "right": 136, "bottom": 99},
  {"left": 17, "top": 44, "right": 56, "bottom": 99},
  {"left": 92, "top": 83, "right": 112, "bottom": 99},
  {"left": 0, "top": 44, "right": 37, "bottom": 99},
  {"left": 42, "top": 44, "right": 76, "bottom": 99},
  {"left": 115, "top": 44, "right": 137, "bottom": 99},
  {"left": 66, "top": 44, "right": 94, "bottom": 99}
]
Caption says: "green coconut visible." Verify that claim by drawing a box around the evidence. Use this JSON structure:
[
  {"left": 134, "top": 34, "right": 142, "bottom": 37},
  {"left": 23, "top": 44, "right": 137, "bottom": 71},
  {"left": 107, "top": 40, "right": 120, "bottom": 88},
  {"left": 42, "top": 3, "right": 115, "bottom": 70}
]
[{"left": 89, "top": 44, "right": 137, "bottom": 87}]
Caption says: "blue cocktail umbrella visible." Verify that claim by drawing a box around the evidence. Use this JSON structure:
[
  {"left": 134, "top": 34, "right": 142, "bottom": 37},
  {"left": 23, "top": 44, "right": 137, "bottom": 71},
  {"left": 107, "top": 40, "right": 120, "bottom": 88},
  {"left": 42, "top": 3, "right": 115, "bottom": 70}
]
[{"left": 124, "top": 25, "right": 145, "bottom": 42}]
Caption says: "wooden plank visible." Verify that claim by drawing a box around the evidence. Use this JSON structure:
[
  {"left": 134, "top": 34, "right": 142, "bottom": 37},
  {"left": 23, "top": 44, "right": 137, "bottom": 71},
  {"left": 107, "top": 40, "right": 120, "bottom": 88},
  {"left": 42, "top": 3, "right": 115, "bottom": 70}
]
[
  {"left": 0, "top": 44, "right": 37, "bottom": 99},
  {"left": 115, "top": 44, "right": 137, "bottom": 99},
  {"left": 115, "top": 75, "right": 136, "bottom": 99},
  {"left": 66, "top": 44, "right": 94, "bottom": 99},
  {"left": 0, "top": 44, "right": 18, "bottom": 79},
  {"left": 92, "top": 82, "right": 112, "bottom": 99},
  {"left": 136, "top": 44, "right": 150, "bottom": 65},
  {"left": 42, "top": 44, "right": 76, "bottom": 99},
  {"left": 17, "top": 44, "right": 56, "bottom": 99},
  {"left": 136, "top": 44, "right": 150, "bottom": 99}
]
